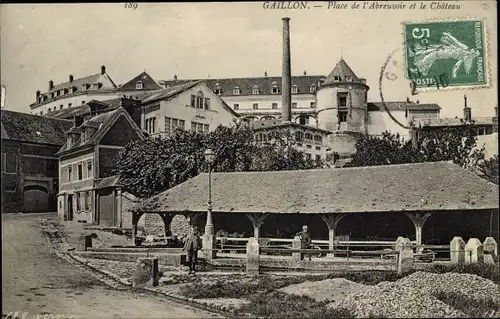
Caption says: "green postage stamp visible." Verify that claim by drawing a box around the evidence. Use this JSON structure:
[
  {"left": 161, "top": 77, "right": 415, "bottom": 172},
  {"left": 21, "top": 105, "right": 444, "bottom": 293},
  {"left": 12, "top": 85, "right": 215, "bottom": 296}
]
[{"left": 403, "top": 19, "right": 488, "bottom": 90}]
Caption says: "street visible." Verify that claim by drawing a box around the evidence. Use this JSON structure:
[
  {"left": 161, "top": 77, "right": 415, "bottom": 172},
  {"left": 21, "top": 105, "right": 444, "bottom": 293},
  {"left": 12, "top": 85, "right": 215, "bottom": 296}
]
[{"left": 2, "top": 213, "right": 221, "bottom": 319}]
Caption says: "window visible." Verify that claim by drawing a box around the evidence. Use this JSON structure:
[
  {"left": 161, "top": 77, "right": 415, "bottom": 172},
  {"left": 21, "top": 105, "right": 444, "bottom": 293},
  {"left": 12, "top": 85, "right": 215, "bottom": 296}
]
[
  {"left": 252, "top": 86, "right": 259, "bottom": 95},
  {"left": 309, "top": 84, "right": 317, "bottom": 93},
  {"left": 345, "top": 76, "right": 353, "bottom": 82},
  {"left": 82, "top": 101, "right": 86, "bottom": 105},
  {"left": 338, "top": 92, "right": 348, "bottom": 107},
  {"left": 310, "top": 102, "right": 316, "bottom": 108},
  {"left": 64, "top": 88, "right": 69, "bottom": 94},
  {"left": 165, "top": 117, "right": 185, "bottom": 134},
  {"left": 306, "top": 144, "right": 312, "bottom": 149},
  {"left": 304, "top": 133, "right": 313, "bottom": 141},
  {"left": 60, "top": 105, "right": 64, "bottom": 110},
  {"left": 315, "top": 155, "right": 321, "bottom": 162},
  {"left": 333, "top": 76, "right": 341, "bottom": 82},
  {"left": 233, "top": 87, "right": 240, "bottom": 95},
  {"left": 204, "top": 97, "right": 211, "bottom": 110},
  {"left": 272, "top": 103, "right": 278, "bottom": 109},
  {"left": 295, "top": 131, "right": 304, "bottom": 141},
  {"left": 292, "top": 85, "right": 298, "bottom": 93},
  {"left": 77, "top": 163, "right": 83, "bottom": 180},
  {"left": 145, "top": 117, "right": 157, "bottom": 134},
  {"left": 203, "top": 124, "right": 209, "bottom": 133},
  {"left": 190, "top": 95, "right": 196, "bottom": 107},
  {"left": 253, "top": 103, "right": 259, "bottom": 110},
  {"left": 84, "top": 192, "right": 89, "bottom": 210},
  {"left": 5, "top": 184, "right": 16, "bottom": 192},
  {"left": 48, "top": 108, "right": 52, "bottom": 113},
  {"left": 292, "top": 102, "right": 298, "bottom": 109},
  {"left": 315, "top": 146, "right": 321, "bottom": 151},
  {"left": 87, "top": 160, "right": 92, "bottom": 178},
  {"left": 87, "top": 191, "right": 92, "bottom": 210},
  {"left": 191, "top": 122, "right": 206, "bottom": 133},
  {"left": 195, "top": 91, "right": 204, "bottom": 109},
  {"left": 76, "top": 193, "right": 81, "bottom": 211},
  {"left": 271, "top": 85, "right": 280, "bottom": 94},
  {"left": 305, "top": 153, "right": 312, "bottom": 160},
  {"left": 478, "top": 127, "right": 486, "bottom": 135},
  {"left": 68, "top": 166, "right": 72, "bottom": 181},
  {"left": 68, "top": 103, "right": 72, "bottom": 108},
  {"left": 92, "top": 83, "right": 99, "bottom": 90},
  {"left": 214, "top": 83, "right": 222, "bottom": 95},
  {"left": 298, "top": 115, "right": 309, "bottom": 125},
  {"left": 5, "top": 152, "right": 16, "bottom": 173},
  {"left": 339, "top": 110, "right": 348, "bottom": 123},
  {"left": 136, "top": 81, "right": 143, "bottom": 89},
  {"left": 233, "top": 104, "right": 239, "bottom": 110},
  {"left": 314, "top": 135, "right": 322, "bottom": 144},
  {"left": 40, "top": 111, "right": 43, "bottom": 115}
]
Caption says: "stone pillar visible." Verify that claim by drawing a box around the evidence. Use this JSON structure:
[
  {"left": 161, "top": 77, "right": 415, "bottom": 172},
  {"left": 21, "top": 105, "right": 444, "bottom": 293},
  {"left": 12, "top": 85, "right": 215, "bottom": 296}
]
[
  {"left": 160, "top": 213, "right": 173, "bottom": 238},
  {"left": 246, "top": 213, "right": 269, "bottom": 241},
  {"left": 76, "top": 234, "right": 93, "bottom": 251},
  {"left": 450, "top": 237, "right": 466, "bottom": 264},
  {"left": 132, "top": 211, "right": 142, "bottom": 246},
  {"left": 483, "top": 237, "right": 498, "bottom": 264},
  {"left": 246, "top": 237, "right": 260, "bottom": 276},
  {"left": 395, "top": 237, "right": 413, "bottom": 275},
  {"left": 292, "top": 236, "right": 302, "bottom": 261},
  {"left": 465, "top": 238, "right": 484, "bottom": 264},
  {"left": 405, "top": 212, "right": 433, "bottom": 247},
  {"left": 132, "top": 257, "right": 159, "bottom": 288},
  {"left": 320, "top": 214, "right": 345, "bottom": 257},
  {"left": 116, "top": 188, "right": 123, "bottom": 228}
]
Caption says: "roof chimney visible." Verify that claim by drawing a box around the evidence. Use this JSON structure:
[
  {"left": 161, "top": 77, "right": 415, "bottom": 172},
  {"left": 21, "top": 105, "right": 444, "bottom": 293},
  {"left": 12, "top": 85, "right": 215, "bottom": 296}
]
[
  {"left": 49, "top": 80, "right": 54, "bottom": 90},
  {"left": 463, "top": 95, "right": 472, "bottom": 122},
  {"left": 264, "top": 71, "right": 268, "bottom": 77},
  {"left": 101, "top": 65, "right": 106, "bottom": 75},
  {"left": 281, "top": 17, "right": 292, "bottom": 123},
  {"left": 69, "top": 74, "right": 74, "bottom": 83},
  {"left": 36, "top": 90, "right": 41, "bottom": 99},
  {"left": 303, "top": 70, "right": 307, "bottom": 76},
  {"left": 174, "top": 74, "right": 178, "bottom": 80}
]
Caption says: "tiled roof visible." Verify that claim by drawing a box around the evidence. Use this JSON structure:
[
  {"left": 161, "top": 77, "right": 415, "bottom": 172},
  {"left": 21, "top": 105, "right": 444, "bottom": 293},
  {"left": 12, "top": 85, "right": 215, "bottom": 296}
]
[
  {"left": 367, "top": 102, "right": 408, "bottom": 111},
  {"left": 1, "top": 110, "right": 73, "bottom": 145},
  {"left": 406, "top": 104, "right": 441, "bottom": 111},
  {"left": 47, "top": 98, "right": 124, "bottom": 120},
  {"left": 135, "top": 161, "right": 499, "bottom": 214},
  {"left": 57, "top": 108, "right": 120, "bottom": 154},
  {"left": 249, "top": 119, "right": 331, "bottom": 134},
  {"left": 137, "top": 82, "right": 201, "bottom": 104},
  {"left": 323, "top": 58, "right": 363, "bottom": 86},
  {"left": 95, "top": 175, "right": 122, "bottom": 189},
  {"left": 116, "top": 71, "right": 162, "bottom": 92},
  {"left": 160, "top": 75, "right": 326, "bottom": 97},
  {"left": 415, "top": 117, "right": 495, "bottom": 128}
]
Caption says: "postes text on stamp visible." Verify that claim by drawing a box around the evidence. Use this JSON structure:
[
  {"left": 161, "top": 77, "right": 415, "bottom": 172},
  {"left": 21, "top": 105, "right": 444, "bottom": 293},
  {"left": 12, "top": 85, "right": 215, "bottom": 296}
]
[{"left": 403, "top": 19, "right": 488, "bottom": 90}]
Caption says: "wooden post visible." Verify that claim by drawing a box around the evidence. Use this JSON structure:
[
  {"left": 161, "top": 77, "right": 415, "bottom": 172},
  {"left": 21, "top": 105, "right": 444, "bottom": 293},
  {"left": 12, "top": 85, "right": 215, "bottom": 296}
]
[
  {"left": 160, "top": 213, "right": 174, "bottom": 238},
  {"left": 405, "top": 212, "right": 433, "bottom": 247},
  {"left": 246, "top": 213, "right": 270, "bottom": 241},
  {"left": 132, "top": 211, "right": 143, "bottom": 246},
  {"left": 320, "top": 214, "right": 345, "bottom": 257}
]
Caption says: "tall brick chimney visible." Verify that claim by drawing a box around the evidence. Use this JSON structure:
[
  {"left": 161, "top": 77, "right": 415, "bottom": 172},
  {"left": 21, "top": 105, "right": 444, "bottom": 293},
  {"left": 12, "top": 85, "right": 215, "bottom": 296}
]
[
  {"left": 101, "top": 65, "right": 106, "bottom": 75},
  {"left": 281, "top": 17, "right": 292, "bottom": 122},
  {"left": 69, "top": 74, "right": 74, "bottom": 83},
  {"left": 49, "top": 80, "right": 54, "bottom": 90}
]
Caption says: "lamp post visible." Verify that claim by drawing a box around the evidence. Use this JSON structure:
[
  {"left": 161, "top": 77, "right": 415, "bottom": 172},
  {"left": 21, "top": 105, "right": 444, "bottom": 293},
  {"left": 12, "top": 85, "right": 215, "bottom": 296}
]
[{"left": 204, "top": 148, "right": 215, "bottom": 236}]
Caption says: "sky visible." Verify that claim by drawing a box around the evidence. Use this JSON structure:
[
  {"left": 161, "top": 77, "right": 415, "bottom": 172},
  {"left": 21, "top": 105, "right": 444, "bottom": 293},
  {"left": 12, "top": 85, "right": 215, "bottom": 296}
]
[{"left": 1, "top": 1, "right": 497, "bottom": 118}]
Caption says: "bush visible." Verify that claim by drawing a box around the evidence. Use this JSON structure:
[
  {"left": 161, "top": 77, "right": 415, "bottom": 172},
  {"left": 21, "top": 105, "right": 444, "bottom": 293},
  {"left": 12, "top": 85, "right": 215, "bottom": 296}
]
[
  {"left": 427, "top": 263, "right": 500, "bottom": 283},
  {"left": 235, "top": 291, "right": 353, "bottom": 318},
  {"left": 435, "top": 291, "right": 500, "bottom": 317}
]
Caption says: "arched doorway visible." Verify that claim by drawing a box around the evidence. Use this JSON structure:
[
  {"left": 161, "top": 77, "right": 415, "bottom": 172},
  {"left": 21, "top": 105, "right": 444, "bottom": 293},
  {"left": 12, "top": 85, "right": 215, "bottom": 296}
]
[{"left": 23, "top": 184, "right": 49, "bottom": 212}]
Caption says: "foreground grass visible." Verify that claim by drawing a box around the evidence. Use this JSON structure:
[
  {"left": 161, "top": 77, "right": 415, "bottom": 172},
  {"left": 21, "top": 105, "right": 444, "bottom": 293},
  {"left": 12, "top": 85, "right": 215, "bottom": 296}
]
[
  {"left": 435, "top": 291, "right": 500, "bottom": 318},
  {"left": 179, "top": 263, "right": 499, "bottom": 318}
]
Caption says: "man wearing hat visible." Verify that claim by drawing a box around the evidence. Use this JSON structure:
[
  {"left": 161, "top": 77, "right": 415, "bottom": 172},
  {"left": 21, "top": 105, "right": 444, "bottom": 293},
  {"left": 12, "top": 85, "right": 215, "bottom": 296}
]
[
  {"left": 183, "top": 226, "right": 202, "bottom": 275},
  {"left": 296, "top": 225, "right": 312, "bottom": 261}
]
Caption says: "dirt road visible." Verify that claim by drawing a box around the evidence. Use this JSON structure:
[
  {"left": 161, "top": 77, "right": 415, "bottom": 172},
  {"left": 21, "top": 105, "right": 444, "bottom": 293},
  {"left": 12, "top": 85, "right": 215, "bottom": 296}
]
[{"left": 2, "top": 213, "right": 222, "bottom": 319}]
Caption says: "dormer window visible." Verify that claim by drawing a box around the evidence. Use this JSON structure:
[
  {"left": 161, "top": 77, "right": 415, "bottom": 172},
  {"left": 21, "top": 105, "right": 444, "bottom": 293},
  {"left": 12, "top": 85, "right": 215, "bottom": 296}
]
[
  {"left": 345, "top": 76, "right": 353, "bottom": 82},
  {"left": 318, "top": 79, "right": 325, "bottom": 87},
  {"left": 64, "top": 88, "right": 69, "bottom": 94},
  {"left": 136, "top": 81, "right": 143, "bottom": 90},
  {"left": 56, "top": 90, "right": 61, "bottom": 97},
  {"left": 92, "top": 83, "right": 99, "bottom": 90},
  {"left": 233, "top": 87, "right": 240, "bottom": 95},
  {"left": 83, "top": 84, "right": 90, "bottom": 91},
  {"left": 214, "top": 83, "right": 222, "bottom": 95},
  {"left": 292, "top": 85, "right": 298, "bottom": 94},
  {"left": 271, "top": 81, "right": 280, "bottom": 94},
  {"left": 309, "top": 84, "right": 317, "bottom": 93},
  {"left": 333, "top": 76, "right": 341, "bottom": 82},
  {"left": 252, "top": 86, "right": 260, "bottom": 95},
  {"left": 50, "top": 93, "right": 55, "bottom": 98}
]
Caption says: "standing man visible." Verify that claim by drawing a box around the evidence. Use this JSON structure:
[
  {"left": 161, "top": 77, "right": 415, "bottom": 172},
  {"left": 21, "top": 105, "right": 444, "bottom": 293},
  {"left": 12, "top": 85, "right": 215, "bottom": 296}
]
[
  {"left": 296, "top": 225, "right": 312, "bottom": 261},
  {"left": 183, "top": 227, "right": 202, "bottom": 275}
]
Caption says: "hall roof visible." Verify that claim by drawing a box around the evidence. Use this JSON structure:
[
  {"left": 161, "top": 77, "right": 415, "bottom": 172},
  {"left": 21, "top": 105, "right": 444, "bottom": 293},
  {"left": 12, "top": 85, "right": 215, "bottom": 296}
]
[{"left": 135, "top": 161, "right": 499, "bottom": 214}]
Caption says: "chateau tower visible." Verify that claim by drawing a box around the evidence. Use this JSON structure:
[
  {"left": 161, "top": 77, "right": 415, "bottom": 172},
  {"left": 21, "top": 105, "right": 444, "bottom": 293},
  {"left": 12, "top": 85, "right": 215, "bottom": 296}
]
[{"left": 316, "top": 58, "right": 369, "bottom": 156}]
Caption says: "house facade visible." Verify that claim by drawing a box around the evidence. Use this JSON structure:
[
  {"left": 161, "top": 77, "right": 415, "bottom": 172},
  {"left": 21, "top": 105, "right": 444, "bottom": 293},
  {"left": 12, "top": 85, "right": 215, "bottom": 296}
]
[
  {"left": 138, "top": 81, "right": 240, "bottom": 138},
  {"left": 56, "top": 106, "right": 145, "bottom": 225},
  {"left": 1, "top": 110, "right": 73, "bottom": 213}
]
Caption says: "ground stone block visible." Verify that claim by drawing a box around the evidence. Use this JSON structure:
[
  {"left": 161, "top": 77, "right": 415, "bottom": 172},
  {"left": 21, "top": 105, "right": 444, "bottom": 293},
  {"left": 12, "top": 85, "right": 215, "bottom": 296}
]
[
  {"left": 76, "top": 234, "right": 93, "bottom": 252},
  {"left": 246, "top": 237, "right": 260, "bottom": 276},
  {"left": 292, "top": 236, "right": 301, "bottom": 261},
  {"left": 132, "top": 257, "right": 159, "bottom": 288},
  {"left": 395, "top": 237, "right": 412, "bottom": 251},
  {"left": 450, "top": 237, "right": 466, "bottom": 264},
  {"left": 483, "top": 237, "right": 498, "bottom": 260},
  {"left": 465, "top": 238, "right": 484, "bottom": 264},
  {"left": 396, "top": 237, "right": 414, "bottom": 275},
  {"left": 202, "top": 234, "right": 216, "bottom": 260}
]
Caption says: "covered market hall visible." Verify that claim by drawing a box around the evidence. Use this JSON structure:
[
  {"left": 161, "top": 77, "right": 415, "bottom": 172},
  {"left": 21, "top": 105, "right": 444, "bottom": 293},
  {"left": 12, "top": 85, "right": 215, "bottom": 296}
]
[{"left": 131, "top": 161, "right": 499, "bottom": 250}]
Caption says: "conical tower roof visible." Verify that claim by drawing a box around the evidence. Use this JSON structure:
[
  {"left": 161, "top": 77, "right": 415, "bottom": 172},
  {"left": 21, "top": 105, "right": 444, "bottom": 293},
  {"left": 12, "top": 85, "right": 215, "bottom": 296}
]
[{"left": 323, "top": 58, "right": 362, "bottom": 86}]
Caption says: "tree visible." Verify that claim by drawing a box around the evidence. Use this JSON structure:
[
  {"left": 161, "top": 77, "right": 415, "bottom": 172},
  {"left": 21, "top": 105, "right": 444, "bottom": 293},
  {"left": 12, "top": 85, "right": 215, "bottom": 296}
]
[
  {"left": 116, "top": 125, "right": 321, "bottom": 198},
  {"left": 347, "top": 124, "right": 486, "bottom": 170},
  {"left": 478, "top": 155, "right": 499, "bottom": 185}
]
